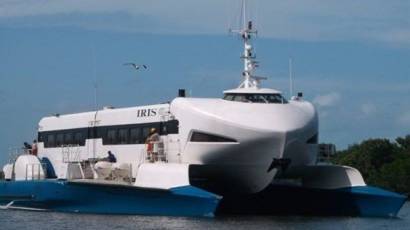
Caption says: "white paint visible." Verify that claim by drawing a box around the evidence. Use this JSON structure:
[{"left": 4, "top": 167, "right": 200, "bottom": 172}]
[
  {"left": 13, "top": 155, "right": 45, "bottom": 181},
  {"left": 2, "top": 164, "right": 13, "bottom": 180},
  {"left": 134, "top": 163, "right": 189, "bottom": 189},
  {"left": 282, "top": 165, "right": 366, "bottom": 189}
]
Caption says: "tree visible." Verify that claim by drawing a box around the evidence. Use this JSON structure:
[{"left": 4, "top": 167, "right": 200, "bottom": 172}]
[
  {"left": 331, "top": 138, "right": 396, "bottom": 184},
  {"left": 396, "top": 135, "right": 410, "bottom": 154},
  {"left": 376, "top": 156, "right": 410, "bottom": 195}
]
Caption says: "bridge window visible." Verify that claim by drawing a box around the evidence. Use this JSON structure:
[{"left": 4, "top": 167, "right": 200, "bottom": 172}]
[{"left": 223, "top": 93, "right": 288, "bottom": 104}]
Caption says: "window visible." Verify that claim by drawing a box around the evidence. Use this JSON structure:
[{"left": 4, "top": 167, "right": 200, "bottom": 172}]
[
  {"left": 74, "top": 132, "right": 84, "bottom": 145},
  {"left": 118, "top": 128, "right": 129, "bottom": 144},
  {"left": 56, "top": 133, "right": 64, "bottom": 147},
  {"left": 64, "top": 132, "right": 73, "bottom": 145},
  {"left": 130, "top": 128, "right": 141, "bottom": 144},
  {"left": 165, "top": 120, "right": 179, "bottom": 134},
  {"left": 106, "top": 129, "right": 117, "bottom": 145},
  {"left": 39, "top": 120, "right": 180, "bottom": 147},
  {"left": 142, "top": 127, "right": 150, "bottom": 141},
  {"left": 190, "top": 131, "right": 236, "bottom": 143},
  {"left": 38, "top": 133, "right": 45, "bottom": 143},
  {"left": 47, "top": 134, "right": 55, "bottom": 147},
  {"left": 223, "top": 93, "right": 288, "bottom": 104}
]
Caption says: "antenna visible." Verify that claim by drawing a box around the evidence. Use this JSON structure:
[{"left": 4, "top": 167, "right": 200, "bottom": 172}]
[
  {"left": 289, "top": 58, "right": 293, "bottom": 98},
  {"left": 91, "top": 44, "right": 98, "bottom": 111},
  {"left": 91, "top": 44, "right": 99, "bottom": 161},
  {"left": 230, "top": 0, "right": 263, "bottom": 89}
]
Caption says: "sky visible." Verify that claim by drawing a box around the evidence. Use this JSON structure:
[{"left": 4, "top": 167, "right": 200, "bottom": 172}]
[{"left": 0, "top": 0, "right": 409, "bottom": 165}]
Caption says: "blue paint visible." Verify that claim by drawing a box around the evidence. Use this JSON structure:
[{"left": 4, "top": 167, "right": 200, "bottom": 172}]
[
  {"left": 40, "top": 157, "right": 57, "bottom": 178},
  {"left": 1, "top": 180, "right": 405, "bottom": 217},
  {"left": 218, "top": 184, "right": 407, "bottom": 217},
  {"left": 339, "top": 186, "right": 407, "bottom": 217},
  {"left": 0, "top": 180, "right": 220, "bottom": 217}
]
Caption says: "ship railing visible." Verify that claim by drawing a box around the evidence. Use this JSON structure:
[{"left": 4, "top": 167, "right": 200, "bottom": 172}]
[
  {"left": 144, "top": 141, "right": 167, "bottom": 163},
  {"left": 317, "top": 143, "right": 336, "bottom": 164},
  {"left": 90, "top": 161, "right": 134, "bottom": 184},
  {"left": 8, "top": 147, "right": 26, "bottom": 164},
  {"left": 62, "top": 144, "right": 81, "bottom": 163},
  {"left": 111, "top": 163, "right": 133, "bottom": 184},
  {"left": 25, "top": 163, "right": 47, "bottom": 180}
]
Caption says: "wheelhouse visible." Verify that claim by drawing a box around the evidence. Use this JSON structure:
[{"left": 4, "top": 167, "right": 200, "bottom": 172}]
[{"left": 222, "top": 88, "right": 288, "bottom": 104}]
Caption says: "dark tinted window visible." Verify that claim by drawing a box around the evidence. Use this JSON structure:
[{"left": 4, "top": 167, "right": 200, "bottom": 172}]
[
  {"left": 223, "top": 93, "right": 288, "bottom": 104},
  {"left": 74, "top": 132, "right": 84, "bottom": 145},
  {"left": 142, "top": 127, "right": 150, "bottom": 141},
  {"left": 106, "top": 129, "right": 117, "bottom": 145},
  {"left": 130, "top": 128, "right": 141, "bottom": 144},
  {"left": 39, "top": 120, "right": 179, "bottom": 147},
  {"left": 166, "top": 120, "right": 179, "bottom": 134},
  {"left": 118, "top": 129, "right": 129, "bottom": 144},
  {"left": 190, "top": 131, "right": 236, "bottom": 143},
  {"left": 47, "top": 134, "right": 55, "bottom": 148},
  {"left": 64, "top": 133, "right": 73, "bottom": 145},
  {"left": 56, "top": 133, "right": 64, "bottom": 146}
]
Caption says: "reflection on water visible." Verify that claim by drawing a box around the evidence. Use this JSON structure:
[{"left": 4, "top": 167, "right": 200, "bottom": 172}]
[{"left": 1, "top": 202, "right": 409, "bottom": 230}]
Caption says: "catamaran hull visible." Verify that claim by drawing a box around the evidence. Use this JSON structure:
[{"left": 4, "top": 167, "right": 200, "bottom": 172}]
[
  {"left": 217, "top": 183, "right": 407, "bottom": 217},
  {"left": 0, "top": 180, "right": 221, "bottom": 217}
]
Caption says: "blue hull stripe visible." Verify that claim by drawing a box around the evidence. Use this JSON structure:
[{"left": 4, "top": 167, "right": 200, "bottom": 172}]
[{"left": 0, "top": 180, "right": 221, "bottom": 217}]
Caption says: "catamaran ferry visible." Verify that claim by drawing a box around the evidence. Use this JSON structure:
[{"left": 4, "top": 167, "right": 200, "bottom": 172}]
[{"left": 0, "top": 4, "right": 406, "bottom": 217}]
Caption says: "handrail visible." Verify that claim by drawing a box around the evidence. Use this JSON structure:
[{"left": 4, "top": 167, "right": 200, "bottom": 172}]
[
  {"left": 8, "top": 147, "right": 25, "bottom": 164},
  {"left": 145, "top": 141, "right": 167, "bottom": 163},
  {"left": 24, "top": 163, "right": 47, "bottom": 180},
  {"left": 61, "top": 144, "right": 81, "bottom": 163}
]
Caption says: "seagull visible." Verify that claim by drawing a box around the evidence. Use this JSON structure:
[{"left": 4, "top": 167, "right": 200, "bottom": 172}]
[{"left": 123, "top": 63, "right": 147, "bottom": 70}]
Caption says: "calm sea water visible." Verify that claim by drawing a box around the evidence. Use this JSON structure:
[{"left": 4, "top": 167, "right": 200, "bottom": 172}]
[{"left": 1, "top": 202, "right": 409, "bottom": 230}]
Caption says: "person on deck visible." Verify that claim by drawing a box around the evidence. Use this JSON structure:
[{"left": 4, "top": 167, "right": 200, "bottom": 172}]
[
  {"left": 145, "top": 128, "right": 160, "bottom": 143},
  {"left": 23, "top": 142, "right": 32, "bottom": 155},
  {"left": 145, "top": 128, "right": 160, "bottom": 162},
  {"left": 32, "top": 140, "right": 38, "bottom": 156},
  {"left": 101, "top": 151, "right": 117, "bottom": 163}
]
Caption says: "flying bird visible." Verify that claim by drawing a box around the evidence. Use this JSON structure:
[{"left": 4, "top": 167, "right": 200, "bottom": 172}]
[{"left": 123, "top": 63, "right": 148, "bottom": 70}]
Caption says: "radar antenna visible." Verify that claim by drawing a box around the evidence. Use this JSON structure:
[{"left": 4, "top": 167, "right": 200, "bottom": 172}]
[{"left": 230, "top": 0, "right": 264, "bottom": 89}]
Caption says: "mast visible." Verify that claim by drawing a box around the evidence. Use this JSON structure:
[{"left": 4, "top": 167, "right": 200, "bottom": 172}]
[
  {"left": 230, "top": 0, "right": 262, "bottom": 89},
  {"left": 289, "top": 57, "right": 293, "bottom": 97}
]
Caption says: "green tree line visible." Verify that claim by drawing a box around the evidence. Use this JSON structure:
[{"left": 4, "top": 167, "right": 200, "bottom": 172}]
[{"left": 331, "top": 135, "right": 410, "bottom": 195}]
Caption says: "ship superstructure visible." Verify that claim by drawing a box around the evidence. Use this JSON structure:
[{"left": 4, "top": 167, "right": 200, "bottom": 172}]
[{"left": 28, "top": 4, "right": 318, "bottom": 194}]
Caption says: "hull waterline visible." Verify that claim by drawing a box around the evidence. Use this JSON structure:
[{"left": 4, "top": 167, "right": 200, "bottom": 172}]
[
  {"left": 217, "top": 183, "right": 407, "bottom": 217},
  {"left": 0, "top": 180, "right": 221, "bottom": 217}
]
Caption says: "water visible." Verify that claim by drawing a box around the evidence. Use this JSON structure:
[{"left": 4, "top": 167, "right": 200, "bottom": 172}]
[{"left": 1, "top": 202, "right": 409, "bottom": 230}]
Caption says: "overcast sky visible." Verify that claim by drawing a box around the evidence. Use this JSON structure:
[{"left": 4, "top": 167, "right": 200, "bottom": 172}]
[
  {"left": 1, "top": 0, "right": 410, "bottom": 44},
  {"left": 0, "top": 1, "right": 409, "bottom": 164}
]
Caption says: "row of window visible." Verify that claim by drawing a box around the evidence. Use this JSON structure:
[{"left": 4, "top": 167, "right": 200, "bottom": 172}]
[
  {"left": 223, "top": 93, "right": 288, "bottom": 104},
  {"left": 38, "top": 120, "right": 179, "bottom": 148}
]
